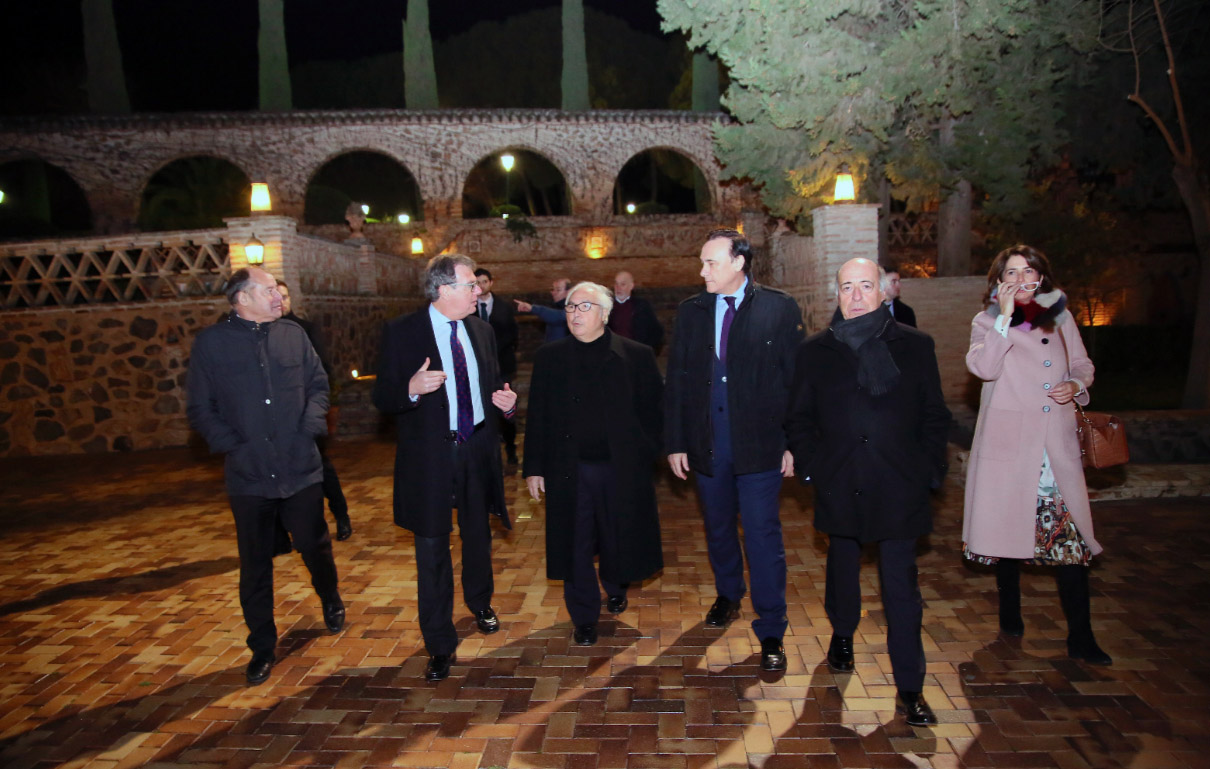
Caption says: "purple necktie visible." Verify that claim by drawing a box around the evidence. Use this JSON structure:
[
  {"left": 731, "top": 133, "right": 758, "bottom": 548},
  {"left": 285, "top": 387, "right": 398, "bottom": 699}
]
[
  {"left": 720, "top": 296, "right": 736, "bottom": 365},
  {"left": 449, "top": 321, "right": 474, "bottom": 443}
]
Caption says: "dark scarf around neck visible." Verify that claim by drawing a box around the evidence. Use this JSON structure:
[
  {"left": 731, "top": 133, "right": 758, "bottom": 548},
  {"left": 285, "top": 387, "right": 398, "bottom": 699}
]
[{"left": 829, "top": 304, "right": 901, "bottom": 396}]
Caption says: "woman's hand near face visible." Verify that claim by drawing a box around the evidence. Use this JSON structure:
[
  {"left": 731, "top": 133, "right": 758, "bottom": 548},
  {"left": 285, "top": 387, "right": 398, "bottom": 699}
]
[
  {"left": 997, "top": 282, "right": 1018, "bottom": 316},
  {"left": 1048, "top": 380, "right": 1079, "bottom": 404}
]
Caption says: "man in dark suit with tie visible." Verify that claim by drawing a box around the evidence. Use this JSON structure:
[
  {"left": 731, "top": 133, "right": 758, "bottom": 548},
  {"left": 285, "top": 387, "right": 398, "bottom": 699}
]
[
  {"left": 665, "top": 229, "right": 804, "bottom": 673},
  {"left": 474, "top": 268, "right": 520, "bottom": 465},
  {"left": 883, "top": 267, "right": 917, "bottom": 328},
  {"left": 373, "top": 255, "right": 518, "bottom": 682}
]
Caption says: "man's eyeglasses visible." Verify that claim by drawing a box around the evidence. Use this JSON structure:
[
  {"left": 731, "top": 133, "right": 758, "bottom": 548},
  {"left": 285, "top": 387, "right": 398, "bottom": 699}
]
[
  {"left": 564, "top": 301, "right": 601, "bottom": 314},
  {"left": 447, "top": 281, "right": 478, "bottom": 291}
]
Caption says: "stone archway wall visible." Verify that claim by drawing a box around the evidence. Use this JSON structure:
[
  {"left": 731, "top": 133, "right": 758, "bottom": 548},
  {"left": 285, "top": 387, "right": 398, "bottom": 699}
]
[{"left": 0, "top": 109, "right": 733, "bottom": 235}]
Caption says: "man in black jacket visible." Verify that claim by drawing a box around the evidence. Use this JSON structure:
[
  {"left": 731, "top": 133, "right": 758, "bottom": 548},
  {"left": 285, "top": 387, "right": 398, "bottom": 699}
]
[
  {"left": 786, "top": 258, "right": 950, "bottom": 726},
  {"left": 883, "top": 267, "right": 917, "bottom": 328},
  {"left": 373, "top": 255, "right": 518, "bottom": 682},
  {"left": 186, "top": 267, "right": 345, "bottom": 686},
  {"left": 523, "top": 281, "right": 664, "bottom": 646},
  {"left": 665, "top": 229, "right": 803, "bottom": 673},
  {"left": 278, "top": 281, "right": 352, "bottom": 540},
  {"left": 474, "top": 268, "right": 520, "bottom": 465},
  {"left": 608, "top": 270, "right": 664, "bottom": 354}
]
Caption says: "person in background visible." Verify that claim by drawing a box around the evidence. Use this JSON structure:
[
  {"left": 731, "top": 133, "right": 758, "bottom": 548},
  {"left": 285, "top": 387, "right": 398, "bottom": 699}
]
[
  {"left": 474, "top": 268, "right": 520, "bottom": 465},
  {"left": 883, "top": 266, "right": 917, "bottom": 328},
  {"left": 515, "top": 277, "right": 571, "bottom": 342},
  {"left": 608, "top": 270, "right": 664, "bottom": 354}
]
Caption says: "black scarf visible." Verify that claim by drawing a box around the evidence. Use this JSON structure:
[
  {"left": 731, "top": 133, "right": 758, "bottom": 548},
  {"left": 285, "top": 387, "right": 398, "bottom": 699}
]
[{"left": 829, "top": 304, "right": 900, "bottom": 396}]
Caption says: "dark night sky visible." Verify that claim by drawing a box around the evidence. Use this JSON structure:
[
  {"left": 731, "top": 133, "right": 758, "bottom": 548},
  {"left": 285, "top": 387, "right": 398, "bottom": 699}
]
[{"left": 0, "top": 0, "right": 670, "bottom": 114}]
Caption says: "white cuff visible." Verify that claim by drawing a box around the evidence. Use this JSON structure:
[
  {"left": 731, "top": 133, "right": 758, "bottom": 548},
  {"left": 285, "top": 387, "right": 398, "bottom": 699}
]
[{"left": 993, "top": 314, "right": 1011, "bottom": 338}]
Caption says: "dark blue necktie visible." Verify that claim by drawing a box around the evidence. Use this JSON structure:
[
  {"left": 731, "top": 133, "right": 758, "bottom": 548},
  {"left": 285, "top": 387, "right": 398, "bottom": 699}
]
[
  {"left": 720, "top": 296, "right": 736, "bottom": 365},
  {"left": 449, "top": 321, "right": 474, "bottom": 443}
]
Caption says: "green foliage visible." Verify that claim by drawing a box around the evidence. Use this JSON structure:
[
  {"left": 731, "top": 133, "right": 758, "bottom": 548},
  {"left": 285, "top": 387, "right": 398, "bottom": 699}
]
[
  {"left": 257, "top": 0, "right": 292, "bottom": 111},
  {"left": 138, "top": 157, "right": 249, "bottom": 231},
  {"left": 404, "top": 0, "right": 439, "bottom": 109},
  {"left": 562, "top": 0, "right": 590, "bottom": 110},
  {"left": 658, "top": 0, "right": 1097, "bottom": 222},
  {"left": 490, "top": 205, "right": 539, "bottom": 242}
]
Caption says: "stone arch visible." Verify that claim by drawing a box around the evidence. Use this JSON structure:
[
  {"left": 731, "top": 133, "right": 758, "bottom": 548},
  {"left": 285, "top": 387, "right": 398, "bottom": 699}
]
[
  {"left": 0, "top": 157, "right": 93, "bottom": 239},
  {"left": 136, "top": 155, "right": 252, "bottom": 231},
  {"left": 611, "top": 147, "right": 714, "bottom": 216},
  {"left": 461, "top": 147, "right": 572, "bottom": 219},
  {"left": 303, "top": 149, "right": 424, "bottom": 225}
]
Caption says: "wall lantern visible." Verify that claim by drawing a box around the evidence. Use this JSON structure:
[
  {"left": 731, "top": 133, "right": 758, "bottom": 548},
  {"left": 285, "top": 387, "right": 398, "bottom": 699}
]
[
  {"left": 397, "top": 213, "right": 410, "bottom": 225},
  {"left": 0, "top": 189, "right": 6, "bottom": 204},
  {"left": 360, "top": 204, "right": 370, "bottom": 215},
  {"left": 351, "top": 368, "right": 359, "bottom": 379},
  {"left": 625, "top": 203, "right": 636, "bottom": 214},
  {"left": 245, "top": 236, "right": 265, "bottom": 265},
  {"left": 250, "top": 182, "right": 271, "bottom": 212},
  {"left": 411, "top": 237, "right": 424, "bottom": 255},
  {"left": 833, "top": 165, "right": 856, "bottom": 203},
  {"left": 500, "top": 153, "right": 515, "bottom": 172}
]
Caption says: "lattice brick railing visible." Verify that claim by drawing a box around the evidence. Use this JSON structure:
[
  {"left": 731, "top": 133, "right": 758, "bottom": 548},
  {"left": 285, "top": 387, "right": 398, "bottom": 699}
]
[
  {"left": 0, "top": 229, "right": 230, "bottom": 309},
  {"left": 886, "top": 213, "right": 937, "bottom": 247}
]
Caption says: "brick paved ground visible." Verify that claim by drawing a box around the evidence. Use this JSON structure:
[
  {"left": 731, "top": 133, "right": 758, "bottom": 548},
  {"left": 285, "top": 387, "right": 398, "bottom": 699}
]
[{"left": 0, "top": 437, "right": 1207, "bottom": 768}]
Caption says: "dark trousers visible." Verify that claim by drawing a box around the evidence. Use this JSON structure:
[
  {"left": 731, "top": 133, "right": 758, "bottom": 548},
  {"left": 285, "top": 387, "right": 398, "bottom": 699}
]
[
  {"left": 825, "top": 535, "right": 925, "bottom": 692},
  {"left": 500, "top": 417, "right": 517, "bottom": 459},
  {"left": 230, "top": 483, "right": 339, "bottom": 656},
  {"left": 695, "top": 354, "right": 788, "bottom": 640},
  {"left": 414, "top": 426, "right": 496, "bottom": 656},
  {"left": 564, "top": 461, "right": 626, "bottom": 627},
  {"left": 317, "top": 436, "right": 349, "bottom": 524}
]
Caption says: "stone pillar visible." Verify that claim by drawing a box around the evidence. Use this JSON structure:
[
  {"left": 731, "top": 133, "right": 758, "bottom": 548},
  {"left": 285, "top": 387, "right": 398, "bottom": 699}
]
[
  {"left": 804, "top": 203, "right": 879, "bottom": 333},
  {"left": 224, "top": 214, "right": 300, "bottom": 296},
  {"left": 356, "top": 242, "right": 377, "bottom": 295}
]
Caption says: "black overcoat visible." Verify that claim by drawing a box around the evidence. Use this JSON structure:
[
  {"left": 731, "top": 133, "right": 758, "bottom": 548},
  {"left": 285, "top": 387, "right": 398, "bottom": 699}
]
[
  {"left": 785, "top": 313, "right": 951, "bottom": 542},
  {"left": 484, "top": 297, "right": 519, "bottom": 381},
  {"left": 522, "top": 332, "right": 664, "bottom": 583},
  {"left": 665, "top": 281, "right": 804, "bottom": 476},
  {"left": 372, "top": 308, "right": 511, "bottom": 537}
]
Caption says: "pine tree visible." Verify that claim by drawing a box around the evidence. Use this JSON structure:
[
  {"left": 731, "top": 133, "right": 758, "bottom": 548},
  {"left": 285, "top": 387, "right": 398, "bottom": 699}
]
[
  {"left": 404, "top": 0, "right": 439, "bottom": 109},
  {"left": 562, "top": 0, "right": 589, "bottom": 110},
  {"left": 82, "top": 0, "right": 130, "bottom": 113},
  {"left": 258, "top": 0, "right": 292, "bottom": 111},
  {"left": 658, "top": 0, "right": 1096, "bottom": 275}
]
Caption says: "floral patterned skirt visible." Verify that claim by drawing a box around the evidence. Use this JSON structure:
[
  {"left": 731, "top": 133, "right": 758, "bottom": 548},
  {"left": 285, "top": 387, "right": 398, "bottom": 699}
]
[{"left": 965, "top": 494, "right": 1093, "bottom": 566}]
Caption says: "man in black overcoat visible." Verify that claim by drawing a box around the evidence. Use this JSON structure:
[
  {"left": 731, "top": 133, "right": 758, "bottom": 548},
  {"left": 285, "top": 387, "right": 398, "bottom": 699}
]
[
  {"left": 785, "top": 257, "right": 950, "bottom": 726},
  {"left": 474, "top": 268, "right": 520, "bottom": 465},
  {"left": 664, "top": 229, "right": 804, "bottom": 673},
  {"left": 883, "top": 267, "right": 917, "bottom": 328},
  {"left": 373, "top": 254, "right": 518, "bottom": 682},
  {"left": 523, "top": 281, "right": 664, "bottom": 645}
]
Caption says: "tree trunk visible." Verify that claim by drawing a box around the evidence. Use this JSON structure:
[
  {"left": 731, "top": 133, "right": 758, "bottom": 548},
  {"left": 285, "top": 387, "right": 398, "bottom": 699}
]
[
  {"left": 561, "top": 0, "right": 589, "bottom": 110},
  {"left": 1174, "top": 162, "right": 1210, "bottom": 409},
  {"left": 82, "top": 0, "right": 130, "bottom": 113},
  {"left": 403, "top": 0, "right": 438, "bottom": 109},
  {"left": 936, "top": 179, "right": 972, "bottom": 277},
  {"left": 691, "top": 50, "right": 719, "bottom": 112},
  {"left": 257, "top": 0, "right": 291, "bottom": 111}
]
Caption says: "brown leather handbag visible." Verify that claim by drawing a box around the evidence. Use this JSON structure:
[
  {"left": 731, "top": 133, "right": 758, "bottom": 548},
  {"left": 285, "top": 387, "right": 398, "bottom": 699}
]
[{"left": 1075, "top": 404, "right": 1129, "bottom": 468}]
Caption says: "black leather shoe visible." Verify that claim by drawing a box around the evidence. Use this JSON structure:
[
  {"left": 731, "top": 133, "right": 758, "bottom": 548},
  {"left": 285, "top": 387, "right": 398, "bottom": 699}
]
[
  {"left": 335, "top": 518, "right": 353, "bottom": 541},
  {"left": 607, "top": 595, "right": 628, "bottom": 614},
  {"left": 759, "top": 637, "right": 787, "bottom": 672},
  {"left": 704, "top": 597, "right": 740, "bottom": 628},
  {"left": 425, "top": 654, "right": 455, "bottom": 681},
  {"left": 573, "top": 623, "right": 598, "bottom": 646},
  {"left": 322, "top": 597, "right": 345, "bottom": 633},
  {"left": 826, "top": 635, "right": 854, "bottom": 673},
  {"left": 1000, "top": 616, "right": 1025, "bottom": 637},
  {"left": 1068, "top": 639, "right": 1113, "bottom": 666},
  {"left": 246, "top": 652, "right": 275, "bottom": 686},
  {"left": 474, "top": 607, "right": 500, "bottom": 634},
  {"left": 896, "top": 691, "right": 938, "bottom": 726}
]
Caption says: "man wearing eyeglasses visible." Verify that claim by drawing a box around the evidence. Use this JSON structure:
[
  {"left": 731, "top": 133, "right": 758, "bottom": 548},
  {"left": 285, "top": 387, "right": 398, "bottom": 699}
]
[
  {"left": 523, "top": 282, "right": 664, "bottom": 646},
  {"left": 373, "top": 254, "right": 518, "bottom": 682},
  {"left": 186, "top": 267, "right": 345, "bottom": 687},
  {"left": 665, "top": 229, "right": 804, "bottom": 673}
]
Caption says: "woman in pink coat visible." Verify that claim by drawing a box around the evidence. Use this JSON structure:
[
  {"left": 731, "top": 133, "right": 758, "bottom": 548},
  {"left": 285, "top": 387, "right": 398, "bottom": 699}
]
[{"left": 963, "top": 245, "right": 1111, "bottom": 665}]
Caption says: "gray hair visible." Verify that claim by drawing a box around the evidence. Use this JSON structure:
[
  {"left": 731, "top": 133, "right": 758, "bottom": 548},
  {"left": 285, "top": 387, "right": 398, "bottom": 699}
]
[
  {"left": 423, "top": 254, "right": 477, "bottom": 302},
  {"left": 225, "top": 268, "right": 255, "bottom": 305},
  {"left": 834, "top": 259, "right": 890, "bottom": 299},
  {"left": 568, "top": 281, "right": 613, "bottom": 323}
]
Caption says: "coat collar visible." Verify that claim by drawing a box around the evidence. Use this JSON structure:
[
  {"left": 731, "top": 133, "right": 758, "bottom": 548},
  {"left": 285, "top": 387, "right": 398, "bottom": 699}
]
[
  {"left": 818, "top": 305, "right": 904, "bottom": 352},
  {"left": 983, "top": 287, "right": 1069, "bottom": 329},
  {"left": 689, "top": 278, "right": 759, "bottom": 311}
]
